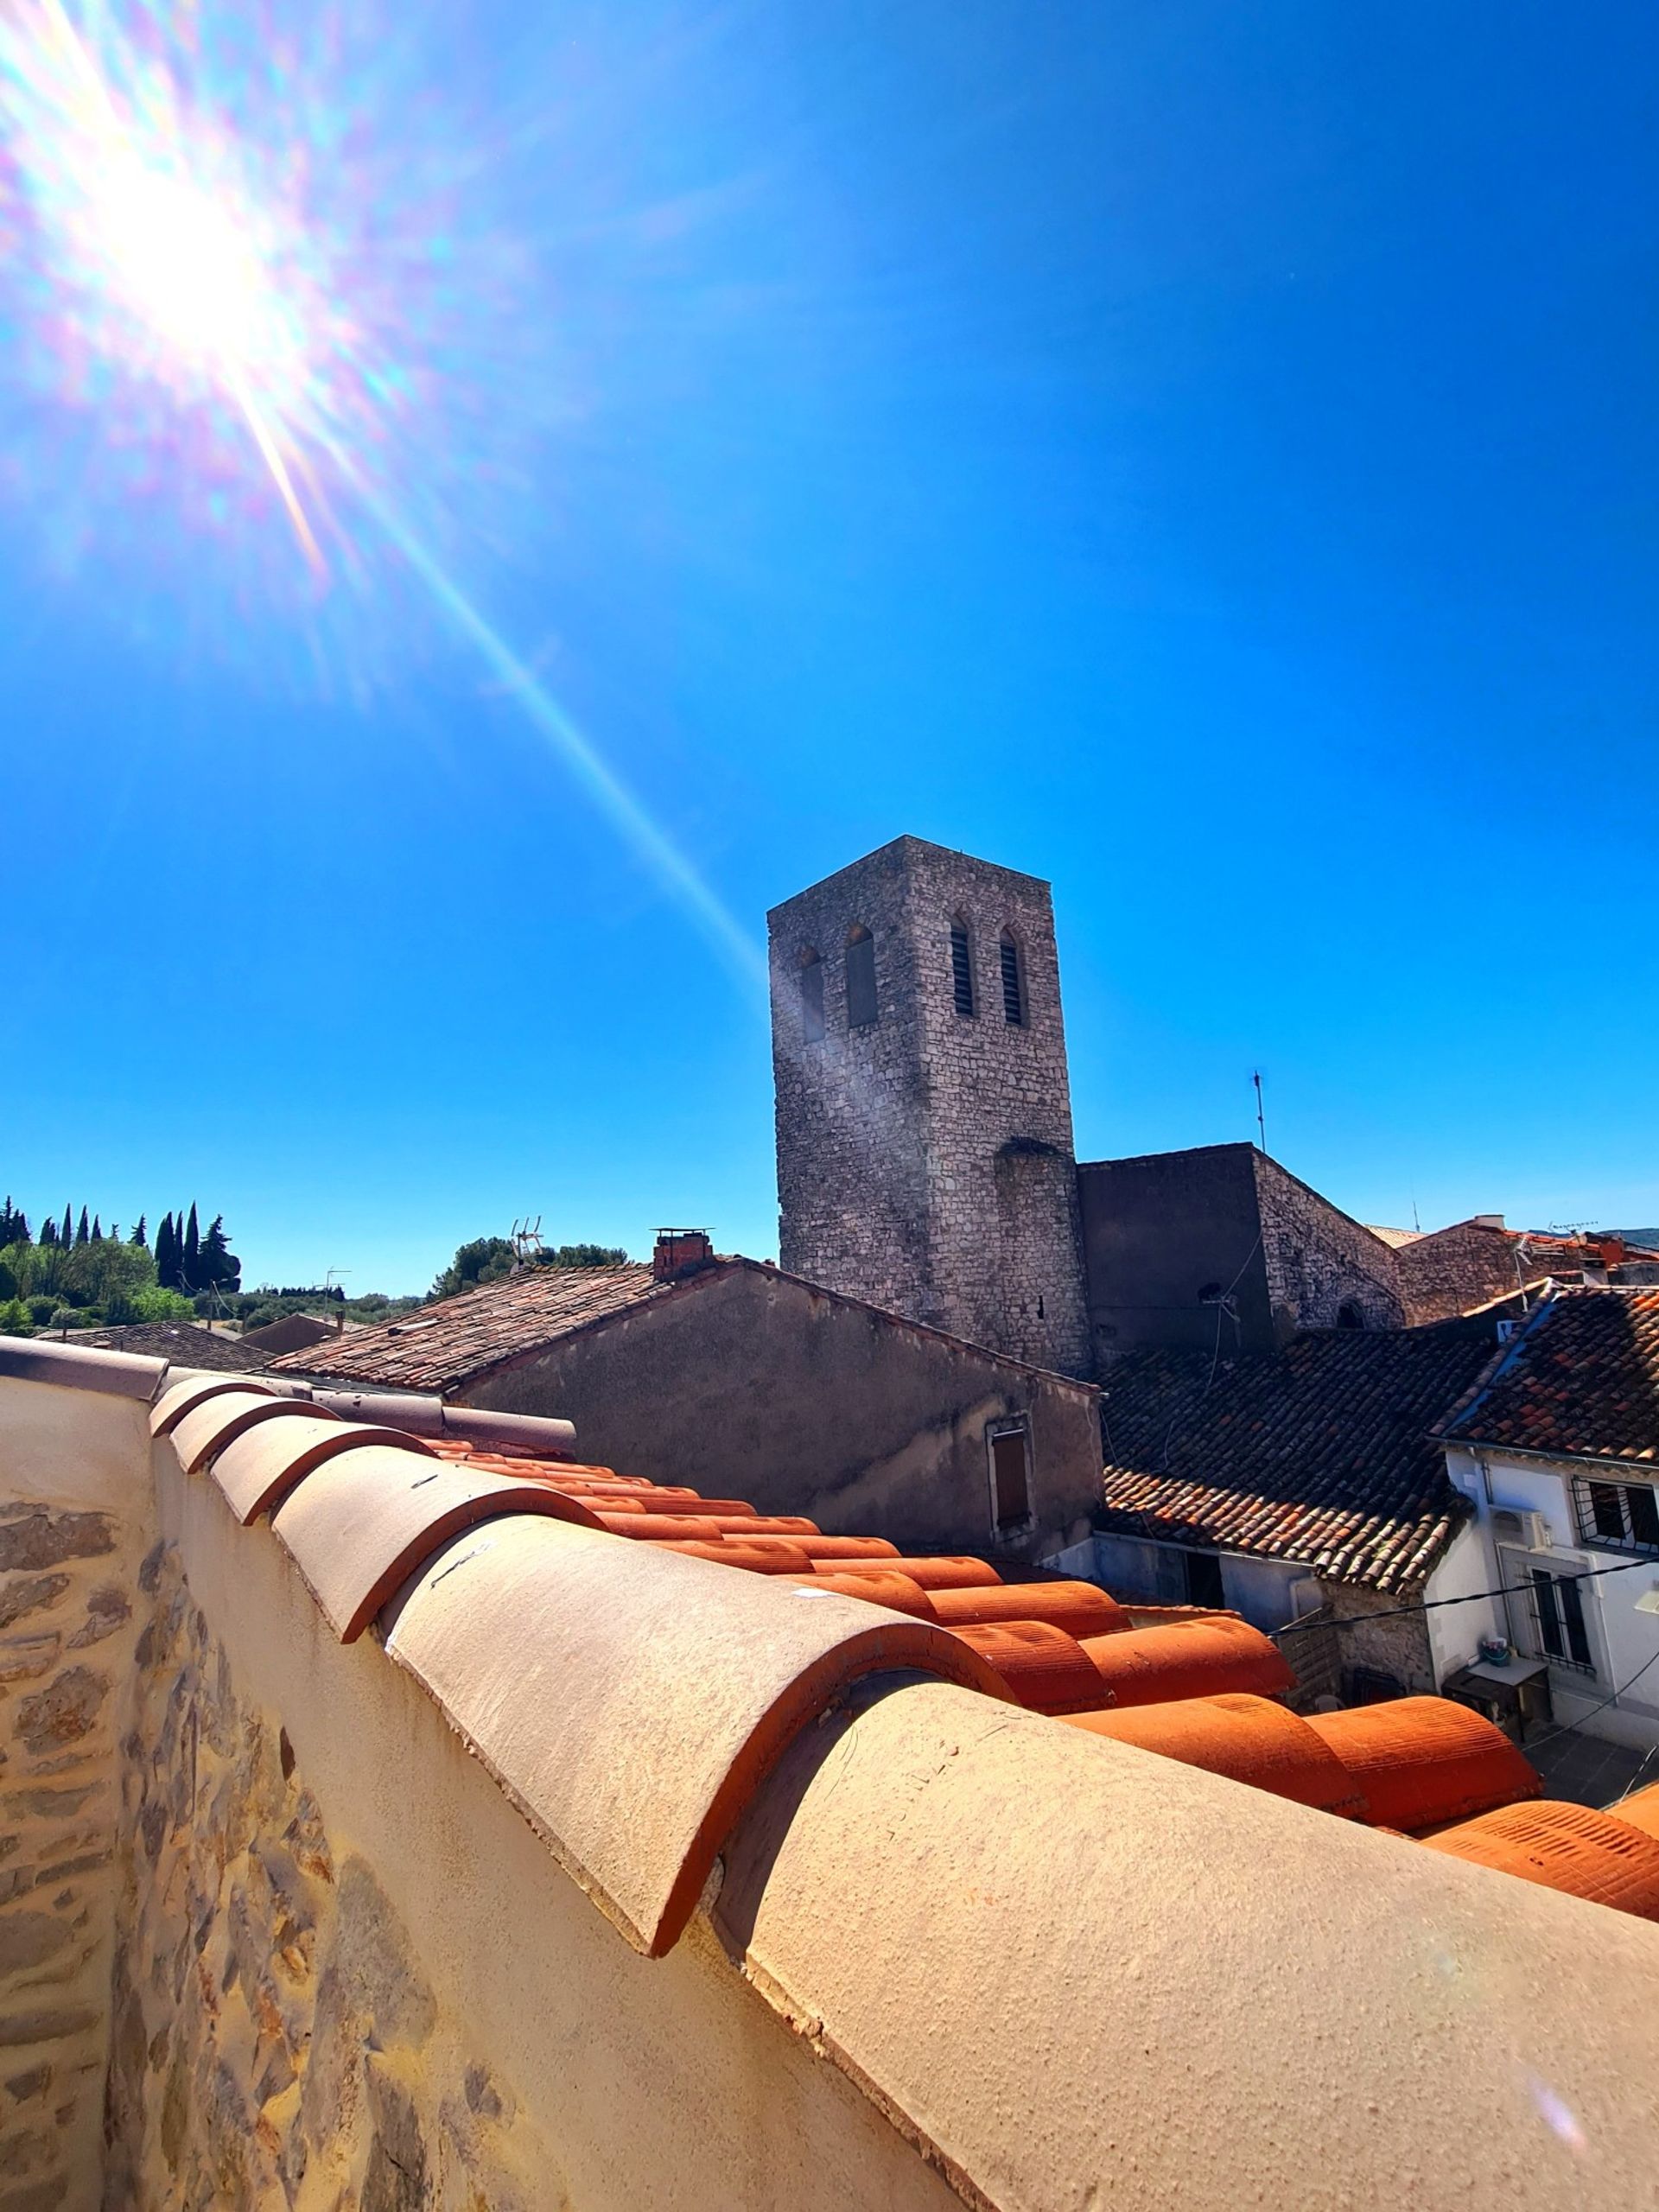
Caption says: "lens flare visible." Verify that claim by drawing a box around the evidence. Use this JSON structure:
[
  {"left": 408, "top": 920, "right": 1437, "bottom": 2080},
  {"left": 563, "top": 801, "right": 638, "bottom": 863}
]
[{"left": 0, "top": 0, "right": 760, "bottom": 985}]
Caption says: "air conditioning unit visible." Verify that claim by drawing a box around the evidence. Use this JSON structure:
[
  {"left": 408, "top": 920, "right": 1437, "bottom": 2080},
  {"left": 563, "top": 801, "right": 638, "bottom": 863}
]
[{"left": 1491, "top": 1507, "right": 1553, "bottom": 1551}]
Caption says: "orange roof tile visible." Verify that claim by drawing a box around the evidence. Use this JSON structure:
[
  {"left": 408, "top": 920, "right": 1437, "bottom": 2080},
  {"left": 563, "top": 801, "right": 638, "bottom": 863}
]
[
  {"left": 1421, "top": 1801, "right": 1659, "bottom": 1920},
  {"left": 1061, "top": 1693, "right": 1367, "bottom": 1817},
  {"left": 1304, "top": 1698, "right": 1542, "bottom": 1833},
  {"left": 136, "top": 1350, "right": 1648, "bottom": 1929}
]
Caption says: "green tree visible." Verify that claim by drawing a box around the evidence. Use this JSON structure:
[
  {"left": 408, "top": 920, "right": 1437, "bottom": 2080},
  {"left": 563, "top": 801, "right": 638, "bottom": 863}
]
[
  {"left": 58, "top": 1239, "right": 154, "bottom": 1313},
  {"left": 130, "top": 1285, "right": 194, "bottom": 1322},
  {"left": 181, "top": 1205, "right": 200, "bottom": 1291},
  {"left": 60, "top": 1205, "right": 73, "bottom": 1247},
  {"left": 0, "top": 1198, "right": 28, "bottom": 1245},
  {"left": 130, "top": 1214, "right": 148, "bottom": 1249},
  {"left": 37, "top": 1217, "right": 56, "bottom": 1249},
  {"left": 196, "top": 1214, "right": 239, "bottom": 1293},
  {"left": 429, "top": 1236, "right": 517, "bottom": 1301},
  {"left": 0, "top": 1298, "right": 30, "bottom": 1338},
  {"left": 155, "top": 1214, "right": 177, "bottom": 1288},
  {"left": 547, "top": 1243, "right": 629, "bottom": 1268},
  {"left": 74, "top": 1205, "right": 89, "bottom": 1245}
]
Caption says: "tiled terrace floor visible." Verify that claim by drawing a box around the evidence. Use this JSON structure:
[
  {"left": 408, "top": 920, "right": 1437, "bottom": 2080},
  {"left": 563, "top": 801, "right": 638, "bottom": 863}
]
[{"left": 1528, "top": 1726, "right": 1655, "bottom": 1809}]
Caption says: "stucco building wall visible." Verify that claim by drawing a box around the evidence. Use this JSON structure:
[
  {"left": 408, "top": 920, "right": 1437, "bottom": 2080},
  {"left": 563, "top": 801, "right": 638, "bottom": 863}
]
[{"left": 462, "top": 1264, "right": 1103, "bottom": 1561}]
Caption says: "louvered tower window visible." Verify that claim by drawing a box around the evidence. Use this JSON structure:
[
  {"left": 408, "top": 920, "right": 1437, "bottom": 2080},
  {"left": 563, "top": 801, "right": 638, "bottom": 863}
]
[
  {"left": 999, "top": 931, "right": 1024, "bottom": 1025},
  {"left": 846, "top": 925, "right": 878, "bottom": 1028},
  {"left": 950, "top": 923, "right": 976, "bottom": 1017}
]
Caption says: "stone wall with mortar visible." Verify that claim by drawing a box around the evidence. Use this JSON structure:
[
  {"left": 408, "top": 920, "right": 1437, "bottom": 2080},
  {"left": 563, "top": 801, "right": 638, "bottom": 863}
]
[
  {"left": 1252, "top": 1154, "right": 1405, "bottom": 1337},
  {"left": 102, "top": 1539, "right": 543, "bottom": 2212},
  {"left": 0, "top": 1375, "right": 154, "bottom": 2212},
  {"left": 769, "top": 836, "right": 1090, "bottom": 1377}
]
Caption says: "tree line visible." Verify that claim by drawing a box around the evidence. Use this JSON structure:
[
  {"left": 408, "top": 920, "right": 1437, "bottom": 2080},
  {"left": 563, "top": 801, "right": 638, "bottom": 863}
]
[{"left": 0, "top": 1192, "right": 240, "bottom": 1337}]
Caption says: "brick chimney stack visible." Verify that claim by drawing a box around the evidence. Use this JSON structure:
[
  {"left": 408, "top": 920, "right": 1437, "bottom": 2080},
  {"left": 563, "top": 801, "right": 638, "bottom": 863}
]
[{"left": 653, "top": 1230, "right": 715, "bottom": 1282}]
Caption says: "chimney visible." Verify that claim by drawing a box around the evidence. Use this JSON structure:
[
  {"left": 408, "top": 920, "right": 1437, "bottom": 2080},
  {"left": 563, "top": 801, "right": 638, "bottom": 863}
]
[{"left": 653, "top": 1229, "right": 715, "bottom": 1283}]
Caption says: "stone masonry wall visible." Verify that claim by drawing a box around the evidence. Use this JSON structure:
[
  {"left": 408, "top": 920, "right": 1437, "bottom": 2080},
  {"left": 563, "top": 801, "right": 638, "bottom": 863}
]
[
  {"left": 102, "top": 1540, "right": 543, "bottom": 2212},
  {"left": 0, "top": 1502, "right": 137, "bottom": 2212},
  {"left": 1252, "top": 1154, "right": 1405, "bottom": 1337},
  {"left": 769, "top": 836, "right": 1090, "bottom": 1377}
]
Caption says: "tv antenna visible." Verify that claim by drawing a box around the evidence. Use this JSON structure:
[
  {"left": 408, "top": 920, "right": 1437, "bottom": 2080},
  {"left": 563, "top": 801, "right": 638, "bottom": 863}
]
[
  {"left": 1252, "top": 1071, "right": 1268, "bottom": 1154},
  {"left": 511, "top": 1216, "right": 545, "bottom": 1270}
]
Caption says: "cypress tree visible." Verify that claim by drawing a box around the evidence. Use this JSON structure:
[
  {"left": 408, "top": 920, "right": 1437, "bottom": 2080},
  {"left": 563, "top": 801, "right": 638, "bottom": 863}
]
[
  {"left": 198, "top": 1215, "right": 238, "bottom": 1293},
  {"left": 60, "top": 1205, "right": 73, "bottom": 1247},
  {"left": 75, "top": 1207, "right": 90, "bottom": 1245},
  {"left": 91, "top": 1215, "right": 103, "bottom": 1243},
  {"left": 130, "top": 1215, "right": 148, "bottom": 1249},
  {"left": 0, "top": 1198, "right": 28, "bottom": 1245},
  {"left": 182, "top": 1205, "right": 200, "bottom": 1293},
  {"left": 155, "top": 1213, "right": 176, "bottom": 1288}
]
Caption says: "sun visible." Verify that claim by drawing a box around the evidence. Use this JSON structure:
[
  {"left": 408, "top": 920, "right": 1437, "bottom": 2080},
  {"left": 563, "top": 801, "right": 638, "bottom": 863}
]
[{"left": 94, "top": 160, "right": 276, "bottom": 372}]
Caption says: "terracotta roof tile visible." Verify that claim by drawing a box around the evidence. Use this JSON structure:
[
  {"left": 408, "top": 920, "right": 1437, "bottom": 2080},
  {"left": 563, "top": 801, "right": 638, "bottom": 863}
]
[
  {"left": 1099, "top": 1325, "right": 1501, "bottom": 1590},
  {"left": 268, "top": 1263, "right": 663, "bottom": 1392},
  {"left": 1304, "top": 1698, "right": 1541, "bottom": 1833},
  {"left": 1439, "top": 1288, "right": 1659, "bottom": 1464},
  {"left": 1061, "top": 1693, "right": 1368, "bottom": 1817},
  {"left": 133, "top": 1353, "right": 1652, "bottom": 1929},
  {"left": 1421, "top": 1801, "right": 1659, "bottom": 1920}
]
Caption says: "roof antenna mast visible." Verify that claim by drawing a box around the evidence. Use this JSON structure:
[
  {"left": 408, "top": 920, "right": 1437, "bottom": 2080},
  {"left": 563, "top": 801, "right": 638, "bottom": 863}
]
[{"left": 1252, "top": 1070, "right": 1267, "bottom": 1154}]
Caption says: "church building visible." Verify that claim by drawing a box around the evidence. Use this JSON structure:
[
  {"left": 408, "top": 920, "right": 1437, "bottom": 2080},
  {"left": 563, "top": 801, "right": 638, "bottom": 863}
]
[{"left": 768, "top": 835, "right": 1405, "bottom": 1384}]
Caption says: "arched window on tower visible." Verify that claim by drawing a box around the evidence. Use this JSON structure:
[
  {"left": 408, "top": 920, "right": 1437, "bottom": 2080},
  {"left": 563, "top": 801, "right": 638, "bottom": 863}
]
[
  {"left": 999, "top": 931, "right": 1025, "bottom": 1025},
  {"left": 846, "top": 925, "right": 878, "bottom": 1029},
  {"left": 799, "top": 949, "right": 824, "bottom": 1043},
  {"left": 950, "top": 919, "right": 976, "bottom": 1017},
  {"left": 1337, "top": 1300, "right": 1365, "bottom": 1330}
]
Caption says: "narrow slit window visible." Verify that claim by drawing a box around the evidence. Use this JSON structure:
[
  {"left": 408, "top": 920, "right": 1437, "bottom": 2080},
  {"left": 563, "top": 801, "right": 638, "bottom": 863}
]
[
  {"left": 1000, "top": 932, "right": 1024, "bottom": 1025},
  {"left": 950, "top": 923, "right": 976, "bottom": 1017},
  {"left": 846, "top": 925, "right": 878, "bottom": 1029},
  {"left": 799, "top": 950, "right": 824, "bottom": 1043},
  {"left": 988, "top": 1421, "right": 1032, "bottom": 1530}
]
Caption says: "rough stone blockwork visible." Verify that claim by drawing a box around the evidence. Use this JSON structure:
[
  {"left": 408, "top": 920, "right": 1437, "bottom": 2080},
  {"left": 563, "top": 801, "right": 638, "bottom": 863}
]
[
  {"left": 0, "top": 1503, "right": 130, "bottom": 2212},
  {"left": 102, "top": 1544, "right": 540, "bottom": 2212}
]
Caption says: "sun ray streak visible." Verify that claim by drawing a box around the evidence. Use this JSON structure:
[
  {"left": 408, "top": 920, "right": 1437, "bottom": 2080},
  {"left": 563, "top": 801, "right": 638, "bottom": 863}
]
[
  {"left": 227, "top": 374, "right": 327, "bottom": 578},
  {"left": 1, "top": 0, "right": 763, "bottom": 994},
  {"left": 345, "top": 459, "right": 765, "bottom": 993}
]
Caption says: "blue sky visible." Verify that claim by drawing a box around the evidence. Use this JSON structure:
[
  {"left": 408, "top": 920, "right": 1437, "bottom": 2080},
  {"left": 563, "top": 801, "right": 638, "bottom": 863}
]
[{"left": 3, "top": 1, "right": 1656, "bottom": 1293}]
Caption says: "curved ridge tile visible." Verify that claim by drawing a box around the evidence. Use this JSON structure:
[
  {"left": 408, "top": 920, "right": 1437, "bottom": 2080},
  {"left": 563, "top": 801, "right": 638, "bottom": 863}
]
[
  {"left": 1063, "top": 1693, "right": 1368, "bottom": 1817},
  {"left": 169, "top": 1390, "right": 322, "bottom": 1475},
  {"left": 211, "top": 1415, "right": 434, "bottom": 1525},
  {"left": 271, "top": 1447, "right": 606, "bottom": 1641},
  {"left": 714, "top": 1677, "right": 1659, "bottom": 2212},
  {"left": 1305, "top": 1698, "right": 1541, "bottom": 1833},
  {"left": 151, "top": 1370, "right": 276, "bottom": 1438},
  {"left": 1078, "top": 1618, "right": 1294, "bottom": 1707},
  {"left": 383, "top": 1516, "right": 1011, "bottom": 1956},
  {"left": 947, "top": 1619, "right": 1111, "bottom": 1715}
]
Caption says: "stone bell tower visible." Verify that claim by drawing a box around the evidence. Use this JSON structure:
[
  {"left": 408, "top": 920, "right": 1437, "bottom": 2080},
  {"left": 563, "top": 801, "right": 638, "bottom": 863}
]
[{"left": 767, "top": 836, "right": 1090, "bottom": 1377}]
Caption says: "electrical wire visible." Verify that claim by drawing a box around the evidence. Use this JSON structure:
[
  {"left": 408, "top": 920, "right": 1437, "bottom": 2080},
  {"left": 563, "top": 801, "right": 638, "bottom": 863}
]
[
  {"left": 1270, "top": 1545, "right": 1656, "bottom": 1637},
  {"left": 1516, "top": 1646, "right": 1659, "bottom": 1754}
]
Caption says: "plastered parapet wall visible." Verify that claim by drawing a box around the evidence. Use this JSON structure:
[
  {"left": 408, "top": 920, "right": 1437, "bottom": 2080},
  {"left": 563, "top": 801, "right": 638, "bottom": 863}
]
[{"left": 3, "top": 1346, "right": 1659, "bottom": 2212}]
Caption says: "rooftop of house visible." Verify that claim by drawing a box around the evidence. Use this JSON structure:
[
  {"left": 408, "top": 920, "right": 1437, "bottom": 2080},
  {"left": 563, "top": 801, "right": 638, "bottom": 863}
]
[
  {"left": 1439, "top": 1287, "right": 1659, "bottom": 1465},
  {"left": 1097, "top": 1319, "right": 1508, "bottom": 1589},
  {"left": 269, "top": 1249, "right": 1102, "bottom": 1397},
  {"left": 6, "top": 1334, "right": 1659, "bottom": 2209},
  {"left": 45, "top": 1319, "right": 272, "bottom": 1371},
  {"left": 127, "top": 1349, "right": 1649, "bottom": 1915},
  {"left": 269, "top": 1261, "right": 665, "bottom": 1390}
]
